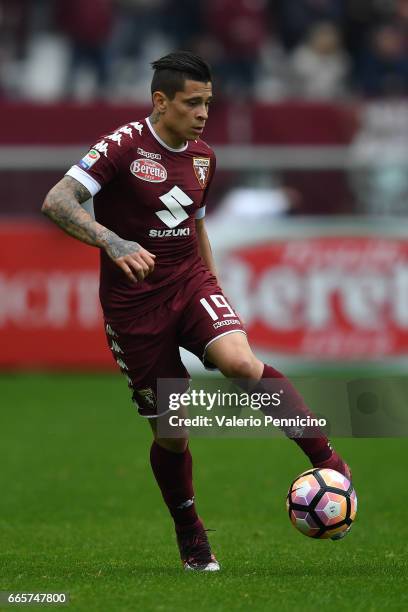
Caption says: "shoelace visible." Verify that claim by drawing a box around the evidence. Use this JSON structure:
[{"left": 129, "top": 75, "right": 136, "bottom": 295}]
[{"left": 180, "top": 529, "right": 215, "bottom": 564}]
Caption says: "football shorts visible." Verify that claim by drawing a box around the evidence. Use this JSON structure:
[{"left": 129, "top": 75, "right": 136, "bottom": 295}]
[{"left": 104, "top": 267, "right": 245, "bottom": 417}]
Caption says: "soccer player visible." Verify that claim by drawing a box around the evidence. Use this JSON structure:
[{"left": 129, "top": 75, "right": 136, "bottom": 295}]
[{"left": 42, "top": 51, "right": 351, "bottom": 571}]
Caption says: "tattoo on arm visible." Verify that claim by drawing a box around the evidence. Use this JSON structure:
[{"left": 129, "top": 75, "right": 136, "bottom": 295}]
[
  {"left": 73, "top": 181, "right": 92, "bottom": 204},
  {"left": 41, "top": 176, "right": 137, "bottom": 257},
  {"left": 99, "top": 229, "right": 141, "bottom": 258}
]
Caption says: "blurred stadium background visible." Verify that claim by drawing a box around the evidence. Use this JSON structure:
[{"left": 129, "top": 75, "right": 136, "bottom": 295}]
[
  {"left": 1, "top": 0, "right": 408, "bottom": 371},
  {"left": 1, "top": 2, "right": 408, "bottom": 610}
]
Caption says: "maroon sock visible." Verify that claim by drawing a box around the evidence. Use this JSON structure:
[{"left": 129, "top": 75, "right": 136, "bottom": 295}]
[
  {"left": 150, "top": 441, "right": 200, "bottom": 533},
  {"left": 250, "top": 364, "right": 332, "bottom": 464}
]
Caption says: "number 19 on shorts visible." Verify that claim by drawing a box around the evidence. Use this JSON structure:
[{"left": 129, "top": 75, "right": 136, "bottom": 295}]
[{"left": 200, "top": 294, "right": 237, "bottom": 321}]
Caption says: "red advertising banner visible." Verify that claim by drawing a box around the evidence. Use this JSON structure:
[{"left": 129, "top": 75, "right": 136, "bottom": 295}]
[
  {"left": 221, "top": 235, "right": 408, "bottom": 360},
  {"left": 0, "top": 222, "right": 111, "bottom": 369},
  {"left": 2, "top": 222, "right": 408, "bottom": 368},
  {"left": 0, "top": 101, "right": 356, "bottom": 145}
]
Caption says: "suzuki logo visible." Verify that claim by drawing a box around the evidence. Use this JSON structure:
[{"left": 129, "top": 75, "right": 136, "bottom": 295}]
[{"left": 156, "top": 186, "right": 193, "bottom": 229}]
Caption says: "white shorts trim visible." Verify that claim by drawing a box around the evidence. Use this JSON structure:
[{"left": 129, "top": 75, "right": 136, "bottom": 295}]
[
  {"left": 202, "top": 329, "right": 247, "bottom": 365},
  {"left": 66, "top": 166, "right": 102, "bottom": 196},
  {"left": 138, "top": 407, "right": 173, "bottom": 420}
]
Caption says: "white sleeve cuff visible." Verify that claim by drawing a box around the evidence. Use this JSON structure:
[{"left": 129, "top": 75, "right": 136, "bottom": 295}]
[
  {"left": 66, "top": 166, "right": 102, "bottom": 196},
  {"left": 195, "top": 206, "right": 206, "bottom": 219}
]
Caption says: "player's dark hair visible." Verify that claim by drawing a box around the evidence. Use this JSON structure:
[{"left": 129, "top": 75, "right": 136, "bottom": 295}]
[{"left": 151, "top": 51, "right": 212, "bottom": 99}]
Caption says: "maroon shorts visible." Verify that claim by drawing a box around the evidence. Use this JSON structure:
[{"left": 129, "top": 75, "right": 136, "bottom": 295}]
[{"left": 104, "top": 268, "right": 245, "bottom": 417}]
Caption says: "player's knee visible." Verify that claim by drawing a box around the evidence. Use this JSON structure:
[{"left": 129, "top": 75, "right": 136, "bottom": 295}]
[{"left": 154, "top": 437, "right": 189, "bottom": 453}]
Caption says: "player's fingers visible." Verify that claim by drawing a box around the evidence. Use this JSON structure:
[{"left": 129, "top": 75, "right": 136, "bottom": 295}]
[
  {"left": 118, "top": 261, "right": 137, "bottom": 283},
  {"left": 137, "top": 258, "right": 151, "bottom": 276},
  {"left": 129, "top": 253, "right": 154, "bottom": 275},
  {"left": 127, "top": 258, "right": 148, "bottom": 281},
  {"left": 140, "top": 252, "right": 156, "bottom": 272},
  {"left": 138, "top": 248, "right": 155, "bottom": 261}
]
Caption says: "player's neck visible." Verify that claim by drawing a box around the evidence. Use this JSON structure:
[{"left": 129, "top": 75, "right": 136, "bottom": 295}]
[{"left": 148, "top": 114, "right": 187, "bottom": 150}]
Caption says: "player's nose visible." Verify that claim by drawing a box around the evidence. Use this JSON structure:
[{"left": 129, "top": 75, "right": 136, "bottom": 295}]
[{"left": 197, "top": 105, "right": 208, "bottom": 121}]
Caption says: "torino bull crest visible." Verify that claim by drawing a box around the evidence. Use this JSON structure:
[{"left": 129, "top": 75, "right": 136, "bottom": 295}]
[{"left": 193, "top": 158, "right": 210, "bottom": 188}]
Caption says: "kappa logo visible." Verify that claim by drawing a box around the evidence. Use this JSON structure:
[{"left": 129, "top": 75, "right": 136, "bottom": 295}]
[
  {"left": 110, "top": 339, "right": 123, "bottom": 354},
  {"left": 130, "top": 159, "right": 167, "bottom": 183},
  {"left": 177, "top": 497, "right": 195, "bottom": 510},
  {"left": 137, "top": 147, "right": 162, "bottom": 160},
  {"left": 106, "top": 122, "right": 143, "bottom": 146},
  {"left": 116, "top": 357, "right": 128, "bottom": 371},
  {"left": 94, "top": 140, "right": 109, "bottom": 157},
  {"left": 80, "top": 148, "right": 100, "bottom": 170},
  {"left": 105, "top": 323, "right": 118, "bottom": 338},
  {"left": 193, "top": 157, "right": 210, "bottom": 188},
  {"left": 93, "top": 122, "right": 144, "bottom": 158},
  {"left": 125, "top": 375, "right": 133, "bottom": 388}
]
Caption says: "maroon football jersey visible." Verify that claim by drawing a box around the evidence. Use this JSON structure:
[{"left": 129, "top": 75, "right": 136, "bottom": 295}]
[{"left": 66, "top": 117, "right": 216, "bottom": 318}]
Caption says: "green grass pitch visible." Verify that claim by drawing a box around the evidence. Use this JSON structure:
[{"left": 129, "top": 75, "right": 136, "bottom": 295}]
[{"left": 1, "top": 373, "right": 407, "bottom": 612}]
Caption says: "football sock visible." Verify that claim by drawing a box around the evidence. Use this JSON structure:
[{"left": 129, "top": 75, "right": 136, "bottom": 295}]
[
  {"left": 149, "top": 441, "right": 200, "bottom": 533},
  {"left": 250, "top": 364, "right": 332, "bottom": 464}
]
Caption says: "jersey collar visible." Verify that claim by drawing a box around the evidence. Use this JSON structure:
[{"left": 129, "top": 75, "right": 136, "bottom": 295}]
[{"left": 145, "top": 117, "right": 189, "bottom": 153}]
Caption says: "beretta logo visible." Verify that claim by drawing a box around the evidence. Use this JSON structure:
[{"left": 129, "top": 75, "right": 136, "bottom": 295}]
[{"left": 130, "top": 158, "right": 167, "bottom": 183}]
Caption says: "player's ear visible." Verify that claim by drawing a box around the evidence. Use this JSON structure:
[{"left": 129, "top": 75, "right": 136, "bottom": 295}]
[{"left": 152, "top": 91, "right": 168, "bottom": 113}]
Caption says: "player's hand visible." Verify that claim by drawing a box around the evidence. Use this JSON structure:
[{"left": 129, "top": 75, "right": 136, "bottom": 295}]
[{"left": 105, "top": 238, "right": 156, "bottom": 283}]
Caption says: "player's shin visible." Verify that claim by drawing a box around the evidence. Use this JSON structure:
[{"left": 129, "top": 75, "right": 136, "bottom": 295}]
[
  {"left": 149, "top": 441, "right": 201, "bottom": 532},
  {"left": 247, "top": 364, "right": 333, "bottom": 464}
]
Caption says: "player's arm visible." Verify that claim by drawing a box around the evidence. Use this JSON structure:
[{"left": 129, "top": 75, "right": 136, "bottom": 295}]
[
  {"left": 195, "top": 217, "right": 219, "bottom": 282},
  {"left": 41, "top": 175, "right": 155, "bottom": 283},
  {"left": 196, "top": 216, "right": 245, "bottom": 325}
]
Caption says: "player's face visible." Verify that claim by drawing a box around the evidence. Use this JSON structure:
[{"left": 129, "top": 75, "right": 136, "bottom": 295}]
[{"left": 160, "top": 80, "right": 213, "bottom": 144}]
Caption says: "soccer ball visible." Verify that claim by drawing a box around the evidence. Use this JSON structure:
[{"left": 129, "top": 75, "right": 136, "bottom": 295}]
[{"left": 286, "top": 468, "right": 357, "bottom": 540}]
